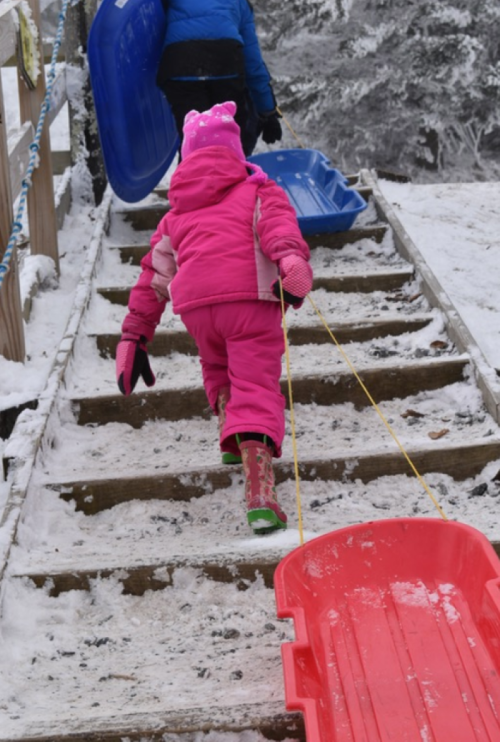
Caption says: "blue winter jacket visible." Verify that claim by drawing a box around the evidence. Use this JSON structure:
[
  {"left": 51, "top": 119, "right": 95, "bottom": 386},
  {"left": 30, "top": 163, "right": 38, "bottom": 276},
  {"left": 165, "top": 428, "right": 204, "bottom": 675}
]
[{"left": 159, "top": 0, "right": 275, "bottom": 113}]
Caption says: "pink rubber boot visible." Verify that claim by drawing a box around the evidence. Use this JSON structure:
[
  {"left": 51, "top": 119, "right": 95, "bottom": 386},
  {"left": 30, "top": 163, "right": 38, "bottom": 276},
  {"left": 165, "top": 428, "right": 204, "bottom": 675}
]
[
  {"left": 239, "top": 439, "right": 287, "bottom": 534},
  {"left": 217, "top": 387, "right": 241, "bottom": 465}
]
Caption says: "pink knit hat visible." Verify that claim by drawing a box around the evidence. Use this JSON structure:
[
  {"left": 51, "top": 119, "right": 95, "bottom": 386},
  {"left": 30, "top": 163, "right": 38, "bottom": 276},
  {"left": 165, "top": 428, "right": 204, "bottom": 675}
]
[{"left": 181, "top": 101, "right": 246, "bottom": 161}]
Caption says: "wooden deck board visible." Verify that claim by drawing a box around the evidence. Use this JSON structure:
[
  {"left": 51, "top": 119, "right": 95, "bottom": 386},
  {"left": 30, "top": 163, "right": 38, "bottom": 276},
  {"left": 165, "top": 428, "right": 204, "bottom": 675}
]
[
  {"left": 97, "top": 269, "right": 415, "bottom": 307},
  {"left": 73, "top": 358, "right": 469, "bottom": 427},
  {"left": 46, "top": 439, "right": 500, "bottom": 514},
  {"left": 95, "top": 316, "right": 432, "bottom": 357}
]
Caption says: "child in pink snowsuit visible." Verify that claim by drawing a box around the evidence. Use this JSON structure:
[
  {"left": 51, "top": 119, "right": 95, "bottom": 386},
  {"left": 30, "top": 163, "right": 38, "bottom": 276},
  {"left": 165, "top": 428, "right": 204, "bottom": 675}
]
[{"left": 116, "top": 101, "right": 312, "bottom": 535}]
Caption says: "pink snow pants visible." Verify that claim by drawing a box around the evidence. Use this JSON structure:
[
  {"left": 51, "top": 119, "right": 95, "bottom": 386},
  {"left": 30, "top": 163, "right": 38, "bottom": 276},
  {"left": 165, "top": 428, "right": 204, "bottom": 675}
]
[{"left": 181, "top": 300, "right": 285, "bottom": 457}]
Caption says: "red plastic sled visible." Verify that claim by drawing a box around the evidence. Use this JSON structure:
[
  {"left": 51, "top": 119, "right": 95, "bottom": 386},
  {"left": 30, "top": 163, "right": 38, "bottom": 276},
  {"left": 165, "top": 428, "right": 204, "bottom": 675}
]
[{"left": 274, "top": 518, "right": 500, "bottom": 741}]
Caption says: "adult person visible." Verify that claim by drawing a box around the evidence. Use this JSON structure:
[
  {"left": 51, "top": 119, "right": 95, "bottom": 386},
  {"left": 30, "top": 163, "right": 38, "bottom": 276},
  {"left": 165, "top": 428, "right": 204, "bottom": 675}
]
[{"left": 156, "top": 0, "right": 282, "bottom": 155}]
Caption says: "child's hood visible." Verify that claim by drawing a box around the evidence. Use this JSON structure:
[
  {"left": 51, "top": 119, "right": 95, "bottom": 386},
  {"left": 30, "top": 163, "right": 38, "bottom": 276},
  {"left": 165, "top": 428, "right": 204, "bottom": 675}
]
[{"left": 168, "top": 147, "right": 252, "bottom": 212}]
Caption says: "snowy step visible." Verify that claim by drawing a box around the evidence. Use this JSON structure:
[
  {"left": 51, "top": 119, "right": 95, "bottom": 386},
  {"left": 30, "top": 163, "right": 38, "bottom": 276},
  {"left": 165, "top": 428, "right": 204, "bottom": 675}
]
[
  {"left": 14, "top": 549, "right": 281, "bottom": 595},
  {"left": 13, "top": 443, "right": 500, "bottom": 590},
  {"left": 10, "top": 523, "right": 500, "bottom": 606},
  {"left": 153, "top": 181, "right": 373, "bottom": 202},
  {"left": 97, "top": 267, "right": 415, "bottom": 306},
  {"left": 108, "top": 238, "right": 409, "bottom": 274},
  {"left": 70, "top": 314, "right": 453, "bottom": 399},
  {"left": 156, "top": 182, "right": 372, "bottom": 200},
  {"left": 310, "top": 245, "right": 411, "bottom": 277},
  {"left": 40, "top": 371, "right": 500, "bottom": 525},
  {"left": 94, "top": 315, "right": 433, "bottom": 358},
  {"left": 1, "top": 703, "right": 301, "bottom": 742},
  {"left": 114, "top": 205, "right": 387, "bottom": 245},
  {"left": 0, "top": 570, "right": 300, "bottom": 742},
  {"left": 84, "top": 284, "right": 429, "bottom": 338},
  {"left": 44, "top": 438, "right": 500, "bottom": 512},
  {"left": 73, "top": 356, "right": 469, "bottom": 427}
]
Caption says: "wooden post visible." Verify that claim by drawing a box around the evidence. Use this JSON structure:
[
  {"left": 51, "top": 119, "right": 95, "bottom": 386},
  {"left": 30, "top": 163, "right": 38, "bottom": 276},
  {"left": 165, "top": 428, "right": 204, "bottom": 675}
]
[
  {"left": 0, "top": 72, "right": 25, "bottom": 362},
  {"left": 65, "top": 0, "right": 106, "bottom": 205},
  {"left": 17, "top": 0, "right": 60, "bottom": 274}
]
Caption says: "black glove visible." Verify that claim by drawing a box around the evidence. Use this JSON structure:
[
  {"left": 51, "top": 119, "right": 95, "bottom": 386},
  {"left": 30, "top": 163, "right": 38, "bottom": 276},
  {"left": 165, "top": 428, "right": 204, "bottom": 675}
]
[
  {"left": 272, "top": 281, "right": 301, "bottom": 307},
  {"left": 116, "top": 333, "right": 156, "bottom": 396},
  {"left": 260, "top": 111, "right": 282, "bottom": 145}
]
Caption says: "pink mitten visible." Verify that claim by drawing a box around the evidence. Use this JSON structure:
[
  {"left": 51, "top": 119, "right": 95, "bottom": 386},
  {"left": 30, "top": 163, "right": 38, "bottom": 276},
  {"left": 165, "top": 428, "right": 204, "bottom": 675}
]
[
  {"left": 116, "top": 332, "right": 156, "bottom": 396},
  {"left": 272, "top": 255, "right": 313, "bottom": 307}
]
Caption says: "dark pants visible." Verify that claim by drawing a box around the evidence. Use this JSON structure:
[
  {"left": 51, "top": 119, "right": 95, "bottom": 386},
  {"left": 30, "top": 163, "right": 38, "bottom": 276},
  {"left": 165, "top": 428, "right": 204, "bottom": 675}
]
[{"left": 159, "top": 77, "right": 261, "bottom": 157}]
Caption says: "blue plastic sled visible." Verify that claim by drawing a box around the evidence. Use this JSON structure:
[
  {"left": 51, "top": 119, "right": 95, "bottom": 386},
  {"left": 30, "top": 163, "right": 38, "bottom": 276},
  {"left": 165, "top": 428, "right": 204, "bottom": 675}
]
[
  {"left": 249, "top": 149, "right": 367, "bottom": 235},
  {"left": 88, "top": 0, "right": 179, "bottom": 202}
]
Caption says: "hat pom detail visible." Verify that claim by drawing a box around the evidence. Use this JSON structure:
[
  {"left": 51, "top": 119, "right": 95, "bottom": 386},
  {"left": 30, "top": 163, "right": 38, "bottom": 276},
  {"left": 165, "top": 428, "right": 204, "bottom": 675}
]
[{"left": 181, "top": 101, "right": 246, "bottom": 162}]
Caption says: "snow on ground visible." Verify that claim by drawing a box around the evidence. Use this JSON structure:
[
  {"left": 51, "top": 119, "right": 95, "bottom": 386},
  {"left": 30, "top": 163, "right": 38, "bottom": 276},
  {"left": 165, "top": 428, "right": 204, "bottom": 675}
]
[
  {"left": 378, "top": 179, "right": 500, "bottom": 370},
  {"left": 2, "top": 56, "right": 500, "bottom": 740}
]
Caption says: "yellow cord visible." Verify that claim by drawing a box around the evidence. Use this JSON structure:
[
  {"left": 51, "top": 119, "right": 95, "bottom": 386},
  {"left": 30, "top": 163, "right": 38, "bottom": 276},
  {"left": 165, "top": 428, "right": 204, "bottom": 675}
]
[
  {"left": 273, "top": 107, "right": 446, "bottom": 524},
  {"left": 307, "top": 293, "right": 448, "bottom": 521},
  {"left": 279, "top": 279, "right": 305, "bottom": 545},
  {"left": 276, "top": 106, "right": 307, "bottom": 149}
]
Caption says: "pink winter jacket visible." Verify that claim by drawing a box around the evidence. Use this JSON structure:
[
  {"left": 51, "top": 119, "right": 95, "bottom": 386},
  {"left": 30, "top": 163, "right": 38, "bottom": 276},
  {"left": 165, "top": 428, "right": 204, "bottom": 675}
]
[{"left": 123, "top": 146, "right": 310, "bottom": 342}]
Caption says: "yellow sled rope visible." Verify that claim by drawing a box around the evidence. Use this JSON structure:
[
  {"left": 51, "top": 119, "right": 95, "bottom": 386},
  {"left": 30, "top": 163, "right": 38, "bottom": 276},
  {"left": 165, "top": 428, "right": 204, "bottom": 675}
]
[{"left": 278, "top": 281, "right": 448, "bottom": 547}]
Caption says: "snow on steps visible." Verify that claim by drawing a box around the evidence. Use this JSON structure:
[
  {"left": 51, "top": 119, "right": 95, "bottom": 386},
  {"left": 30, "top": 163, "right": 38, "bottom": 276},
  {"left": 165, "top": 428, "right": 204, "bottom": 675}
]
[{"left": 2, "top": 172, "right": 500, "bottom": 742}]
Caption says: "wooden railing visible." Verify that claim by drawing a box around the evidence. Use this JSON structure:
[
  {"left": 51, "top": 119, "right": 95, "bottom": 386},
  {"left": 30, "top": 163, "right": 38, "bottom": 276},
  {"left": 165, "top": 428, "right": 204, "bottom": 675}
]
[{"left": 0, "top": 0, "right": 103, "bottom": 363}]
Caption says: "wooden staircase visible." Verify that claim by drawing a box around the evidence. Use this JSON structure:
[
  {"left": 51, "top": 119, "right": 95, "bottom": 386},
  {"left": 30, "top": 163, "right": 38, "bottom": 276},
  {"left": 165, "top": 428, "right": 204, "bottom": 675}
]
[{"left": 2, "top": 171, "right": 500, "bottom": 741}]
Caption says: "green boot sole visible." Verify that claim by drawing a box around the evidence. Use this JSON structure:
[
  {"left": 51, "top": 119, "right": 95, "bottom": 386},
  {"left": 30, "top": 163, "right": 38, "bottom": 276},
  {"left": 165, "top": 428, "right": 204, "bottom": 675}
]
[
  {"left": 247, "top": 507, "right": 288, "bottom": 535},
  {"left": 222, "top": 452, "right": 242, "bottom": 465}
]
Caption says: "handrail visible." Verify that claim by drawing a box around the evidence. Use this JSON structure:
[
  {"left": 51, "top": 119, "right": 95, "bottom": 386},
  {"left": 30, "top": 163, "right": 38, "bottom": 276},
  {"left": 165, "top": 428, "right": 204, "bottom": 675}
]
[
  {"left": 0, "top": 0, "right": 70, "bottom": 291},
  {"left": 0, "top": 0, "right": 102, "bottom": 363}
]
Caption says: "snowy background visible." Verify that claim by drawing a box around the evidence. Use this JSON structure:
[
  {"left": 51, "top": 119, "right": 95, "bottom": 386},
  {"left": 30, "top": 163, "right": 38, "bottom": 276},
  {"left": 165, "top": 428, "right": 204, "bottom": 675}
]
[
  {"left": 37, "top": 0, "right": 500, "bottom": 184},
  {"left": 257, "top": 0, "right": 500, "bottom": 183}
]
